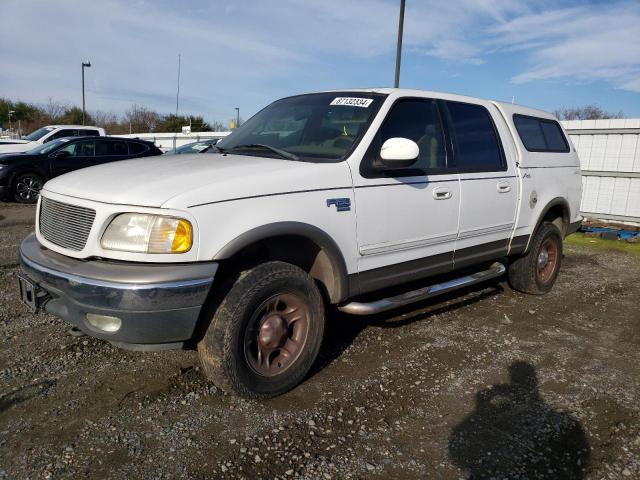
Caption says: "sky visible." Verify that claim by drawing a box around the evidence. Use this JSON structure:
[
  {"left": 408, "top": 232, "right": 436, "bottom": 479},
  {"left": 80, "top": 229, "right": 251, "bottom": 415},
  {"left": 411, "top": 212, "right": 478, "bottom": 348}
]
[{"left": 1, "top": 0, "right": 639, "bottom": 123}]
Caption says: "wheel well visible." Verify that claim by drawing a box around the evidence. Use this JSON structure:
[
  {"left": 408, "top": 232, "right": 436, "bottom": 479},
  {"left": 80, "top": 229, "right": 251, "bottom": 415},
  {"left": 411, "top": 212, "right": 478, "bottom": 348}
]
[
  {"left": 541, "top": 204, "right": 569, "bottom": 236},
  {"left": 219, "top": 234, "right": 346, "bottom": 304}
]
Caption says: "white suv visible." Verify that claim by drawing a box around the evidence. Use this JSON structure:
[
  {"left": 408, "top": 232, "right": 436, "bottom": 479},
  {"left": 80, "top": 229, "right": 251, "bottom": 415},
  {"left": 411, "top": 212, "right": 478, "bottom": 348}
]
[
  {"left": 0, "top": 125, "right": 106, "bottom": 153},
  {"left": 18, "top": 89, "right": 582, "bottom": 398}
]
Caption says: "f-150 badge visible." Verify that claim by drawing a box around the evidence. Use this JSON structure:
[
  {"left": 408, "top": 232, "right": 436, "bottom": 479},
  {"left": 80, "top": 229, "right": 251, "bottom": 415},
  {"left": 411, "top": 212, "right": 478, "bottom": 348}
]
[{"left": 326, "top": 198, "right": 351, "bottom": 212}]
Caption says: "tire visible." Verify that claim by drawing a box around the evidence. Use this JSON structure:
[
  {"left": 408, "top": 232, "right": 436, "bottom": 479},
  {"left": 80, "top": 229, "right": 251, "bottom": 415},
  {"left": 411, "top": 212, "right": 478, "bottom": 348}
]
[
  {"left": 508, "top": 222, "right": 563, "bottom": 294},
  {"left": 13, "top": 173, "right": 44, "bottom": 204},
  {"left": 198, "top": 261, "right": 325, "bottom": 399}
]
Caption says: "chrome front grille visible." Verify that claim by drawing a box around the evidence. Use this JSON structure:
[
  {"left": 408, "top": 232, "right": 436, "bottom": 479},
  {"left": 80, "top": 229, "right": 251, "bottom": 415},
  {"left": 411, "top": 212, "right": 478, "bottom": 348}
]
[{"left": 39, "top": 197, "right": 96, "bottom": 251}]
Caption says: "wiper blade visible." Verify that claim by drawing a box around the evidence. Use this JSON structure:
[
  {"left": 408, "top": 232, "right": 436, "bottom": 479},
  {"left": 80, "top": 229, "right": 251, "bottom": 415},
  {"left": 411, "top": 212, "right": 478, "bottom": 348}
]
[{"left": 227, "top": 144, "right": 299, "bottom": 161}]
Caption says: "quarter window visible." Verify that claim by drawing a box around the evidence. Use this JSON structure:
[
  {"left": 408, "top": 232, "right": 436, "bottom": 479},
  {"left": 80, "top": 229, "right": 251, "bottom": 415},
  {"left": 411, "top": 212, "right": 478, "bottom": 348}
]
[
  {"left": 444, "top": 102, "right": 505, "bottom": 172},
  {"left": 513, "top": 115, "right": 569, "bottom": 152}
]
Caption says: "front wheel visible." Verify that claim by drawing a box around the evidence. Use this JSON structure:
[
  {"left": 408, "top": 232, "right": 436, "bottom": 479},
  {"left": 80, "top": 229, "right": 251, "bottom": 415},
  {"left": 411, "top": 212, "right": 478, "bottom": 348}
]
[
  {"left": 198, "top": 261, "right": 325, "bottom": 398},
  {"left": 508, "top": 222, "right": 563, "bottom": 294},
  {"left": 13, "top": 173, "right": 44, "bottom": 204}
]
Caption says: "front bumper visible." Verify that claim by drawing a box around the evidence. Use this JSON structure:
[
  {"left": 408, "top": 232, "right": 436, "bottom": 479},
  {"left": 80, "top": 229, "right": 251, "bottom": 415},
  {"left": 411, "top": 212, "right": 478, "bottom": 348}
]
[{"left": 19, "top": 233, "right": 217, "bottom": 350}]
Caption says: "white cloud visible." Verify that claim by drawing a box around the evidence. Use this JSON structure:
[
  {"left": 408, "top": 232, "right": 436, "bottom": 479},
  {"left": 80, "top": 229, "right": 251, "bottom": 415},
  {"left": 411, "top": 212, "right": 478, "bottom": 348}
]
[
  {"left": 489, "top": 2, "right": 640, "bottom": 92},
  {"left": 0, "top": 0, "right": 638, "bottom": 121}
]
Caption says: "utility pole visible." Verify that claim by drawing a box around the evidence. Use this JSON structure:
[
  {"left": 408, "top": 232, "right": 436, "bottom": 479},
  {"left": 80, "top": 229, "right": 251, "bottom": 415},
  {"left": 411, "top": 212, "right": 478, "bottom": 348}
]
[
  {"left": 175, "top": 54, "right": 181, "bottom": 117},
  {"left": 81, "top": 60, "right": 91, "bottom": 125},
  {"left": 394, "top": 0, "right": 406, "bottom": 88},
  {"left": 8, "top": 109, "right": 14, "bottom": 133}
]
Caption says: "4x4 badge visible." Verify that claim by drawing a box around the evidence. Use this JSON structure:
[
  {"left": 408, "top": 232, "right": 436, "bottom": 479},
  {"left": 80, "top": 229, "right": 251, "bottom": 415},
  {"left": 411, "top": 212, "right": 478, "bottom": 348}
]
[{"left": 326, "top": 198, "right": 351, "bottom": 212}]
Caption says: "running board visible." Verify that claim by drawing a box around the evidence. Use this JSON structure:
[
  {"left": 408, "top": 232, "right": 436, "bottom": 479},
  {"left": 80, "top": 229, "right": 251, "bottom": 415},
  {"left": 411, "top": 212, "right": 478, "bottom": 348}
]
[{"left": 338, "top": 262, "right": 506, "bottom": 315}]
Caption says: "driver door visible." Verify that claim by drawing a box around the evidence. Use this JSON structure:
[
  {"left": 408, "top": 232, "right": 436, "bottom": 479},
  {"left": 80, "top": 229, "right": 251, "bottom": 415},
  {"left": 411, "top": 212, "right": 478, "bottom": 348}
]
[{"left": 352, "top": 98, "right": 460, "bottom": 294}]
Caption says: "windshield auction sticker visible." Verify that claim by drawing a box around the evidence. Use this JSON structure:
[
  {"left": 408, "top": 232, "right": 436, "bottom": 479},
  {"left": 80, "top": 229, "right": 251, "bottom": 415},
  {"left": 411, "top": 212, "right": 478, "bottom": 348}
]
[{"left": 330, "top": 97, "right": 373, "bottom": 108}]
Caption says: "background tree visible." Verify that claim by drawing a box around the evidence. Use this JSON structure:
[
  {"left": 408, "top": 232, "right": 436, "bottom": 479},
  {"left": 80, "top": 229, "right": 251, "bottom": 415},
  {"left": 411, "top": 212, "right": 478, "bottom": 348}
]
[
  {"left": 0, "top": 96, "right": 228, "bottom": 136},
  {"left": 156, "top": 114, "right": 211, "bottom": 133},
  {"left": 553, "top": 105, "right": 624, "bottom": 121},
  {"left": 58, "top": 106, "right": 90, "bottom": 125},
  {"left": 209, "top": 120, "right": 228, "bottom": 132},
  {"left": 124, "top": 104, "right": 161, "bottom": 133},
  {"left": 43, "top": 97, "right": 66, "bottom": 123},
  {"left": 91, "top": 110, "right": 126, "bottom": 134}
]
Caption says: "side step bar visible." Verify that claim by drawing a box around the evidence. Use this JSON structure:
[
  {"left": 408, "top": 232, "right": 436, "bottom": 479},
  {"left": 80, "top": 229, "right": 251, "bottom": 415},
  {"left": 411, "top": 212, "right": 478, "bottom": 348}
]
[{"left": 338, "top": 262, "right": 506, "bottom": 315}]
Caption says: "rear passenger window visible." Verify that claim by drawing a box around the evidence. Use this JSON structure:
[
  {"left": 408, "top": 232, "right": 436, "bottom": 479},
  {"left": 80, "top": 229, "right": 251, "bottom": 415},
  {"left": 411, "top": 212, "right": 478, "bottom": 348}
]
[
  {"left": 51, "top": 129, "right": 78, "bottom": 140},
  {"left": 514, "top": 115, "right": 569, "bottom": 152},
  {"left": 128, "top": 142, "right": 147, "bottom": 155},
  {"left": 444, "top": 102, "right": 505, "bottom": 172},
  {"left": 95, "top": 140, "right": 128, "bottom": 156},
  {"left": 80, "top": 129, "right": 100, "bottom": 137}
]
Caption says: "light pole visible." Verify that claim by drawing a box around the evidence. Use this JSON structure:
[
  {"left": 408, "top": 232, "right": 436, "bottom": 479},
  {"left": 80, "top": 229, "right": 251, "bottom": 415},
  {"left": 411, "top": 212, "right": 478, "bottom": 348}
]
[
  {"left": 8, "top": 110, "right": 15, "bottom": 133},
  {"left": 81, "top": 60, "right": 91, "bottom": 125},
  {"left": 394, "top": 0, "right": 406, "bottom": 88},
  {"left": 235, "top": 107, "right": 240, "bottom": 128}
]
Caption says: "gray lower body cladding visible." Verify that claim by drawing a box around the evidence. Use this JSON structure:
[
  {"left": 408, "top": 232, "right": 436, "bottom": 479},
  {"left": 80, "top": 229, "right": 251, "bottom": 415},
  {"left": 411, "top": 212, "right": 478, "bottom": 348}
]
[{"left": 19, "top": 234, "right": 217, "bottom": 350}]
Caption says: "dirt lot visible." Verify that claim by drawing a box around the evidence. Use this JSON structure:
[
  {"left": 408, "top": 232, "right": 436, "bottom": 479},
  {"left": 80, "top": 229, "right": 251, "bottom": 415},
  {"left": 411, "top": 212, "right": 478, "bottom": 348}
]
[{"left": 1, "top": 202, "right": 639, "bottom": 479}]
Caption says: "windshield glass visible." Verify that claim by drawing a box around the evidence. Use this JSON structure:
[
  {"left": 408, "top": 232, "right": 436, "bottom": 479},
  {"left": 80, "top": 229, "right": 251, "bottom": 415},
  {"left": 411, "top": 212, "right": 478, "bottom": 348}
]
[
  {"left": 174, "top": 140, "right": 217, "bottom": 154},
  {"left": 23, "top": 127, "right": 55, "bottom": 141},
  {"left": 26, "top": 138, "right": 70, "bottom": 155},
  {"left": 216, "top": 92, "right": 386, "bottom": 162}
]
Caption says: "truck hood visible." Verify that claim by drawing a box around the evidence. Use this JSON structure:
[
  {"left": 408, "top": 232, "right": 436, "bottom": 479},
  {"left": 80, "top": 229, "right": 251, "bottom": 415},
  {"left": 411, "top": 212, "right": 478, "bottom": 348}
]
[
  {"left": 42, "top": 153, "right": 353, "bottom": 208},
  {"left": 0, "top": 141, "right": 36, "bottom": 153}
]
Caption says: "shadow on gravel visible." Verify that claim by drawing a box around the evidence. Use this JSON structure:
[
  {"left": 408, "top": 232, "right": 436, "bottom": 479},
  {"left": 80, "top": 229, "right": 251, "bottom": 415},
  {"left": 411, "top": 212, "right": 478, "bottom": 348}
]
[
  {"left": 0, "top": 379, "right": 56, "bottom": 414},
  {"left": 310, "top": 283, "right": 503, "bottom": 378},
  {"left": 448, "top": 361, "right": 590, "bottom": 479}
]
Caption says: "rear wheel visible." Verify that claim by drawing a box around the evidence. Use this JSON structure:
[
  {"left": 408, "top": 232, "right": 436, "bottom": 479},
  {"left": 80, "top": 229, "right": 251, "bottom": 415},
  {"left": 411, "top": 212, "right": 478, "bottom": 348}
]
[
  {"left": 198, "top": 261, "right": 325, "bottom": 398},
  {"left": 508, "top": 222, "right": 563, "bottom": 294},
  {"left": 13, "top": 173, "right": 44, "bottom": 204}
]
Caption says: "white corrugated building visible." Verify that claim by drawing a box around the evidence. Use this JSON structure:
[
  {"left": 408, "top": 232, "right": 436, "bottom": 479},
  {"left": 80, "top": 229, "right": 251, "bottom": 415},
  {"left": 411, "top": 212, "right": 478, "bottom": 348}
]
[{"left": 563, "top": 119, "right": 640, "bottom": 226}]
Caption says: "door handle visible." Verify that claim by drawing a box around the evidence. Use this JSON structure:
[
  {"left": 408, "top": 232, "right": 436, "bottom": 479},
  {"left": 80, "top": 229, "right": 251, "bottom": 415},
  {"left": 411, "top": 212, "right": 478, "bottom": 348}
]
[
  {"left": 433, "top": 187, "right": 452, "bottom": 200},
  {"left": 497, "top": 181, "right": 511, "bottom": 193}
]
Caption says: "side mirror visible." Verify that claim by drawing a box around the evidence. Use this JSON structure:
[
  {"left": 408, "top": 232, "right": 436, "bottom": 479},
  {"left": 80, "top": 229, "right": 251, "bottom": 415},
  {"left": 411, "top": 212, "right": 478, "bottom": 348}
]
[
  {"left": 52, "top": 150, "right": 71, "bottom": 158},
  {"left": 380, "top": 137, "right": 419, "bottom": 168}
]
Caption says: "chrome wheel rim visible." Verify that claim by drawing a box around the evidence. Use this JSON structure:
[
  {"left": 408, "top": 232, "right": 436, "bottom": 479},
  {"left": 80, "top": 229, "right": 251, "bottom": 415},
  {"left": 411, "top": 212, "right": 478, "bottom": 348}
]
[{"left": 16, "top": 176, "right": 42, "bottom": 201}]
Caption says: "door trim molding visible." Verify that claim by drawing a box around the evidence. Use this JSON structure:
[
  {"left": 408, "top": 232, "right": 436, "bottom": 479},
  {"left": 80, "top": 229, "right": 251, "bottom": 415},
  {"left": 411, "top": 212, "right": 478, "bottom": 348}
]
[{"left": 359, "top": 232, "right": 458, "bottom": 256}]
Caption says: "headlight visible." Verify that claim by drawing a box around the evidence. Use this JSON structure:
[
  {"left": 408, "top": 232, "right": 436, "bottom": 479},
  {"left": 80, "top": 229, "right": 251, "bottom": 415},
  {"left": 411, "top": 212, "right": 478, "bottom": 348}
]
[{"left": 101, "top": 213, "right": 192, "bottom": 253}]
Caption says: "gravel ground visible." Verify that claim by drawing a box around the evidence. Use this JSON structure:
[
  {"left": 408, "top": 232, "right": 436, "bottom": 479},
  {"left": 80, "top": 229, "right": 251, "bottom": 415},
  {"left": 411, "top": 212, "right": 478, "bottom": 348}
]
[{"left": 1, "top": 202, "right": 639, "bottom": 479}]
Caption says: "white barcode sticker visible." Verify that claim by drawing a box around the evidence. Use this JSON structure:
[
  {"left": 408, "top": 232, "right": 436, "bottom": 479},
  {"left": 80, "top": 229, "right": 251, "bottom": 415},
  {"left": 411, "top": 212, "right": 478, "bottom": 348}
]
[{"left": 330, "top": 97, "right": 373, "bottom": 108}]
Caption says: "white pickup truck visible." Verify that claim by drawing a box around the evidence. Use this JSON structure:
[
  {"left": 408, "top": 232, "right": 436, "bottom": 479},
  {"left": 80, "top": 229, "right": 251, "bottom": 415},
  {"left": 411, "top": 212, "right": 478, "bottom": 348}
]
[
  {"left": 0, "top": 125, "right": 106, "bottom": 153},
  {"left": 18, "top": 89, "right": 582, "bottom": 398}
]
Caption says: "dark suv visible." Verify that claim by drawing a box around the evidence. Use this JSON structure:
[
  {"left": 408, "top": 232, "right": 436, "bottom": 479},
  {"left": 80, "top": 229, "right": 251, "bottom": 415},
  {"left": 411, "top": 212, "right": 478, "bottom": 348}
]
[{"left": 0, "top": 137, "right": 162, "bottom": 203}]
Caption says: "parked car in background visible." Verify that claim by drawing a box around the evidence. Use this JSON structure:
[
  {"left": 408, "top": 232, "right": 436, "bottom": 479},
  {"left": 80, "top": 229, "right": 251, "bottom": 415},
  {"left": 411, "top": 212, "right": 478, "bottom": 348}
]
[
  {"left": 166, "top": 138, "right": 219, "bottom": 155},
  {"left": 0, "top": 136, "right": 161, "bottom": 203},
  {"left": 0, "top": 125, "right": 106, "bottom": 154}
]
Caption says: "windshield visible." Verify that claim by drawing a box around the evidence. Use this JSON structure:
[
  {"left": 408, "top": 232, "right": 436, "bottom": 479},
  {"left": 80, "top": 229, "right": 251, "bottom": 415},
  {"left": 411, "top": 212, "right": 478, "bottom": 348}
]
[
  {"left": 26, "top": 138, "right": 70, "bottom": 155},
  {"left": 174, "top": 140, "right": 217, "bottom": 154},
  {"left": 23, "top": 127, "right": 55, "bottom": 141},
  {"left": 216, "top": 92, "right": 386, "bottom": 162}
]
